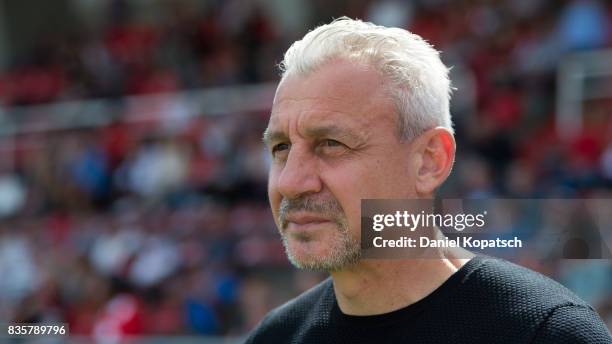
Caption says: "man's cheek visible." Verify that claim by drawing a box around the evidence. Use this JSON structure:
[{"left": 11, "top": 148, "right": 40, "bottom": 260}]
[{"left": 339, "top": 199, "right": 360, "bottom": 234}]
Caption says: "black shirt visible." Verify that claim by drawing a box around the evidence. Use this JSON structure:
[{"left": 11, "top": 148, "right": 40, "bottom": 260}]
[{"left": 245, "top": 256, "right": 612, "bottom": 343}]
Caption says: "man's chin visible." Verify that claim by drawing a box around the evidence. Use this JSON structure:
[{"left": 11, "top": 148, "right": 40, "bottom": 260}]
[
  {"left": 285, "top": 237, "right": 332, "bottom": 261},
  {"left": 282, "top": 236, "right": 361, "bottom": 271}
]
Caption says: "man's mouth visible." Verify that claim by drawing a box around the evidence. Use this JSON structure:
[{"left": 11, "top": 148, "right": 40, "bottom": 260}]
[{"left": 283, "top": 212, "right": 332, "bottom": 231}]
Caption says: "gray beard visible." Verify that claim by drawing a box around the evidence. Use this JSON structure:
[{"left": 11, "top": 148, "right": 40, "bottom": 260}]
[
  {"left": 277, "top": 194, "right": 361, "bottom": 271},
  {"left": 280, "top": 219, "right": 361, "bottom": 271}
]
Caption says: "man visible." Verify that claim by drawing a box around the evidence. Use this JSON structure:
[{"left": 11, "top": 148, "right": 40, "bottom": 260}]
[{"left": 247, "top": 17, "right": 611, "bottom": 343}]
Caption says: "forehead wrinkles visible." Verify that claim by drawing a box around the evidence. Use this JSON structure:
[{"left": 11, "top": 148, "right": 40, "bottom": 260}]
[{"left": 269, "top": 96, "right": 390, "bottom": 141}]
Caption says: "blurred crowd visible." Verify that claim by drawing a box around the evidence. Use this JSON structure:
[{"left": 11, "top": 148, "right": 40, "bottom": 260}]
[{"left": 0, "top": 0, "right": 611, "bottom": 338}]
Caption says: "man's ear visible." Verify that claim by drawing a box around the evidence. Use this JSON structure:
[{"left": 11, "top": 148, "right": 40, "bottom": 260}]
[{"left": 414, "top": 127, "right": 455, "bottom": 197}]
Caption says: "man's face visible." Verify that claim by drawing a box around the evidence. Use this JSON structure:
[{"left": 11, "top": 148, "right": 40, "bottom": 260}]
[{"left": 265, "top": 59, "right": 420, "bottom": 271}]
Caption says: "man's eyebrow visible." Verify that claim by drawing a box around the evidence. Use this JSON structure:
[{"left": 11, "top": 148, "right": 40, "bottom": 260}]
[
  {"left": 262, "top": 128, "right": 287, "bottom": 146},
  {"left": 303, "top": 125, "right": 360, "bottom": 142},
  {"left": 262, "top": 125, "right": 360, "bottom": 145}
]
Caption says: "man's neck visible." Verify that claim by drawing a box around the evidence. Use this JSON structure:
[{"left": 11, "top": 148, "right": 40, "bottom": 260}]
[{"left": 330, "top": 249, "right": 474, "bottom": 316}]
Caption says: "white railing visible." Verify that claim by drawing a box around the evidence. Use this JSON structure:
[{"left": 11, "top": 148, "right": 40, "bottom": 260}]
[
  {"left": 0, "top": 82, "right": 278, "bottom": 136},
  {"left": 556, "top": 49, "right": 612, "bottom": 139}
]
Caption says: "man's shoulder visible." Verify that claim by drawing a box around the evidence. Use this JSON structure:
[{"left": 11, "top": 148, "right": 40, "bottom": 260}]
[
  {"left": 245, "top": 277, "right": 334, "bottom": 343},
  {"left": 471, "top": 256, "right": 590, "bottom": 309},
  {"left": 460, "top": 256, "right": 611, "bottom": 342},
  {"left": 263, "top": 277, "right": 333, "bottom": 324},
  {"left": 530, "top": 303, "right": 612, "bottom": 343}
]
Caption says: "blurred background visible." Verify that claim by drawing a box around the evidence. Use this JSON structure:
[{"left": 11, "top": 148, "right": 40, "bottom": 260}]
[{"left": 0, "top": 0, "right": 611, "bottom": 342}]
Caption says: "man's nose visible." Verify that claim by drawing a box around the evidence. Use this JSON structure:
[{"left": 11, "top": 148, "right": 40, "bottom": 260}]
[{"left": 276, "top": 146, "right": 322, "bottom": 199}]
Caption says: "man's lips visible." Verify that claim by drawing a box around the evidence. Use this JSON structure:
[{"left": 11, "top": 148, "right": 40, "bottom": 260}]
[{"left": 284, "top": 213, "right": 331, "bottom": 226}]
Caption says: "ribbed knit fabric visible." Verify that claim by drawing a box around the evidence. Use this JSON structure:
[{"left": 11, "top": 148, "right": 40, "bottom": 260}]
[{"left": 245, "top": 256, "right": 612, "bottom": 344}]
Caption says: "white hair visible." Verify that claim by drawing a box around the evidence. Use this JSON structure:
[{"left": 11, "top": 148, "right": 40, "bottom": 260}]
[{"left": 279, "top": 17, "right": 453, "bottom": 140}]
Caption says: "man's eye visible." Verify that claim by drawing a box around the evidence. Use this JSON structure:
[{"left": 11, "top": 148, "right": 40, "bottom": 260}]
[
  {"left": 318, "top": 140, "right": 348, "bottom": 155},
  {"left": 322, "top": 139, "right": 343, "bottom": 147},
  {"left": 272, "top": 143, "right": 290, "bottom": 155}
]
